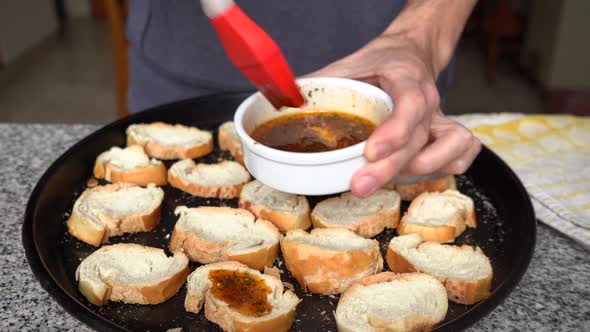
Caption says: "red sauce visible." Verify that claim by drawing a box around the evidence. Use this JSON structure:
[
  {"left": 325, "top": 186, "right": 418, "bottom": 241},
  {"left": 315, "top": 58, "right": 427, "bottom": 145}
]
[
  {"left": 208, "top": 269, "right": 272, "bottom": 317},
  {"left": 251, "top": 112, "right": 376, "bottom": 152}
]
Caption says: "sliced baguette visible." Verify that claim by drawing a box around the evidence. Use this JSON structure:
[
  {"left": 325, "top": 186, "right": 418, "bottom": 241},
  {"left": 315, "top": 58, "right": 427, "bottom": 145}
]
[
  {"left": 126, "top": 122, "right": 213, "bottom": 160},
  {"left": 311, "top": 189, "right": 401, "bottom": 238},
  {"left": 335, "top": 272, "right": 448, "bottom": 332},
  {"left": 168, "top": 159, "right": 251, "bottom": 198},
  {"left": 76, "top": 243, "right": 189, "bottom": 306},
  {"left": 169, "top": 206, "right": 280, "bottom": 270},
  {"left": 281, "top": 228, "right": 383, "bottom": 295},
  {"left": 386, "top": 234, "right": 492, "bottom": 304},
  {"left": 93, "top": 145, "right": 167, "bottom": 186},
  {"left": 239, "top": 180, "right": 311, "bottom": 233},
  {"left": 397, "top": 189, "right": 477, "bottom": 242},
  {"left": 393, "top": 175, "right": 457, "bottom": 201},
  {"left": 218, "top": 121, "right": 243, "bottom": 163},
  {"left": 67, "top": 183, "right": 164, "bottom": 246},
  {"left": 185, "top": 261, "right": 300, "bottom": 332}
]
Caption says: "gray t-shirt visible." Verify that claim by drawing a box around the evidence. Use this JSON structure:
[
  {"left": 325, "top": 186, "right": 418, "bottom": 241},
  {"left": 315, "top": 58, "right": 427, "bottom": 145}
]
[{"left": 127, "top": 0, "right": 453, "bottom": 112}]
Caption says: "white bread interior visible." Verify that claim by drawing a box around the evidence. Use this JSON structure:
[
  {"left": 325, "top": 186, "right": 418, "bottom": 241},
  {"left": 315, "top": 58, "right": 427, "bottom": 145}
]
[
  {"left": 76, "top": 243, "right": 189, "bottom": 306},
  {"left": 218, "top": 121, "right": 243, "bottom": 163},
  {"left": 397, "top": 189, "right": 476, "bottom": 242},
  {"left": 335, "top": 272, "right": 448, "bottom": 332},
  {"left": 168, "top": 159, "right": 250, "bottom": 198},
  {"left": 185, "top": 261, "right": 300, "bottom": 332},
  {"left": 169, "top": 206, "right": 280, "bottom": 270},
  {"left": 126, "top": 122, "right": 213, "bottom": 159},
  {"left": 96, "top": 145, "right": 160, "bottom": 171},
  {"left": 311, "top": 189, "right": 401, "bottom": 238},
  {"left": 387, "top": 233, "right": 492, "bottom": 304},
  {"left": 93, "top": 145, "right": 167, "bottom": 186},
  {"left": 67, "top": 183, "right": 164, "bottom": 246},
  {"left": 281, "top": 228, "right": 382, "bottom": 294},
  {"left": 239, "top": 180, "right": 311, "bottom": 232}
]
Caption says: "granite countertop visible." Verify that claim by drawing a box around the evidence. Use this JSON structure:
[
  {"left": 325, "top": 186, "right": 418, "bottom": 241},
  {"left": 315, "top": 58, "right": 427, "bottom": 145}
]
[{"left": 1, "top": 123, "right": 589, "bottom": 332}]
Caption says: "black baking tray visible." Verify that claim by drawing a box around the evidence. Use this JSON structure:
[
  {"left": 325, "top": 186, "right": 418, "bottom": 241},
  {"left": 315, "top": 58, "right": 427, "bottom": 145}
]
[{"left": 23, "top": 93, "right": 536, "bottom": 331}]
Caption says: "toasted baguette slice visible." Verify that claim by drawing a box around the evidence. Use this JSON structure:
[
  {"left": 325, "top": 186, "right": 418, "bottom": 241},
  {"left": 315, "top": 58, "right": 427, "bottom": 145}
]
[
  {"left": 393, "top": 175, "right": 457, "bottom": 201},
  {"left": 67, "top": 183, "right": 164, "bottom": 246},
  {"left": 169, "top": 206, "right": 280, "bottom": 270},
  {"left": 311, "top": 189, "right": 401, "bottom": 238},
  {"left": 168, "top": 159, "right": 251, "bottom": 198},
  {"left": 386, "top": 234, "right": 492, "bottom": 304},
  {"left": 185, "top": 261, "right": 300, "bottom": 332},
  {"left": 126, "top": 122, "right": 213, "bottom": 160},
  {"left": 218, "top": 122, "right": 243, "bottom": 163},
  {"left": 397, "top": 190, "right": 476, "bottom": 243},
  {"left": 335, "top": 272, "right": 448, "bottom": 332},
  {"left": 239, "top": 180, "right": 311, "bottom": 233},
  {"left": 93, "top": 145, "right": 167, "bottom": 186},
  {"left": 76, "top": 243, "right": 189, "bottom": 306},
  {"left": 281, "top": 228, "right": 382, "bottom": 295}
]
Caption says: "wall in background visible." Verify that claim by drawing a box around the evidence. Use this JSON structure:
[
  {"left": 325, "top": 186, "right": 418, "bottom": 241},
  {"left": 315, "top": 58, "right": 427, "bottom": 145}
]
[{"left": 0, "top": 1, "right": 57, "bottom": 65}]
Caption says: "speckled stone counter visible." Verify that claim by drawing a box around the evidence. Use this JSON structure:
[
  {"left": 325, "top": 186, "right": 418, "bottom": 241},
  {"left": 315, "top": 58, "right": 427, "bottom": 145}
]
[{"left": 1, "top": 124, "right": 589, "bottom": 332}]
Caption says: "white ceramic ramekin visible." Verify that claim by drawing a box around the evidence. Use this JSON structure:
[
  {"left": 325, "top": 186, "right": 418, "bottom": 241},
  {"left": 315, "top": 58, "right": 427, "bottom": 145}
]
[{"left": 234, "top": 77, "right": 393, "bottom": 195}]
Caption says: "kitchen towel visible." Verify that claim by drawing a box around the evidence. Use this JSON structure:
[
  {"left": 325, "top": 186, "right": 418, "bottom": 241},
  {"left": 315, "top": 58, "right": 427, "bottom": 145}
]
[{"left": 453, "top": 113, "right": 590, "bottom": 248}]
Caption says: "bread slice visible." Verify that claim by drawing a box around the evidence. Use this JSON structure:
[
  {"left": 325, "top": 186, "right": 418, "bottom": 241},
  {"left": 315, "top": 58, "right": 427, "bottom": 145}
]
[
  {"left": 169, "top": 206, "right": 280, "bottom": 270},
  {"left": 168, "top": 159, "right": 251, "bottom": 198},
  {"left": 335, "top": 272, "right": 448, "bottom": 332},
  {"left": 397, "top": 189, "right": 477, "bottom": 243},
  {"left": 393, "top": 175, "right": 457, "bottom": 201},
  {"left": 218, "top": 121, "right": 243, "bottom": 163},
  {"left": 239, "top": 180, "right": 311, "bottom": 233},
  {"left": 185, "top": 261, "right": 300, "bottom": 332},
  {"left": 386, "top": 234, "right": 492, "bottom": 304},
  {"left": 127, "top": 122, "right": 213, "bottom": 160},
  {"left": 281, "top": 228, "right": 382, "bottom": 295},
  {"left": 76, "top": 243, "right": 189, "bottom": 306},
  {"left": 93, "top": 145, "right": 167, "bottom": 186},
  {"left": 311, "top": 189, "right": 401, "bottom": 238},
  {"left": 67, "top": 183, "right": 164, "bottom": 246}
]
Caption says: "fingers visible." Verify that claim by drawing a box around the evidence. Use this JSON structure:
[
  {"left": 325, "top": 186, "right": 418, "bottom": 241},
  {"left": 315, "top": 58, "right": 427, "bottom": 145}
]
[
  {"left": 439, "top": 136, "right": 482, "bottom": 174},
  {"left": 351, "top": 127, "right": 429, "bottom": 197},
  {"left": 402, "top": 122, "right": 474, "bottom": 175}
]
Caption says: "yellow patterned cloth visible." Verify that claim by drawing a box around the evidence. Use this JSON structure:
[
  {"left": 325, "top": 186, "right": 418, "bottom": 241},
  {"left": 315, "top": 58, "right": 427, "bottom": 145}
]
[{"left": 454, "top": 114, "right": 590, "bottom": 248}]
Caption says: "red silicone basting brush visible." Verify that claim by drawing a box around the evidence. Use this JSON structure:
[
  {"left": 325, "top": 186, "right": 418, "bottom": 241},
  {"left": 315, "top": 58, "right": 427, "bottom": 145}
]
[{"left": 201, "top": 0, "right": 305, "bottom": 109}]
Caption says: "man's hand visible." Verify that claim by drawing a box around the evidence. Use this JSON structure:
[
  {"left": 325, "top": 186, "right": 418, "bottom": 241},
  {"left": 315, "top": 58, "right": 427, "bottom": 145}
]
[{"left": 307, "top": 0, "right": 480, "bottom": 198}]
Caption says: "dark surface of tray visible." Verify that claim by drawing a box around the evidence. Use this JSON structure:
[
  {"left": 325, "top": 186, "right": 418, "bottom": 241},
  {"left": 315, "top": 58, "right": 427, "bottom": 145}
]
[{"left": 23, "top": 93, "right": 536, "bottom": 331}]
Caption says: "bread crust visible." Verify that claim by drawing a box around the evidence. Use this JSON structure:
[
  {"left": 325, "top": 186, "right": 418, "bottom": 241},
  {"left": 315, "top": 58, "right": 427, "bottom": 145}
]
[
  {"left": 386, "top": 240, "right": 492, "bottom": 304},
  {"left": 311, "top": 208, "right": 399, "bottom": 238},
  {"left": 168, "top": 164, "right": 249, "bottom": 199},
  {"left": 185, "top": 261, "right": 300, "bottom": 332},
  {"left": 337, "top": 272, "right": 447, "bottom": 332},
  {"left": 169, "top": 217, "right": 280, "bottom": 271},
  {"left": 280, "top": 229, "right": 383, "bottom": 295},
  {"left": 218, "top": 123, "right": 244, "bottom": 164},
  {"left": 396, "top": 222, "right": 458, "bottom": 243},
  {"left": 78, "top": 244, "right": 189, "bottom": 306},
  {"left": 94, "top": 159, "right": 168, "bottom": 186},
  {"left": 395, "top": 175, "right": 456, "bottom": 201},
  {"left": 239, "top": 198, "right": 311, "bottom": 233},
  {"left": 66, "top": 184, "right": 162, "bottom": 246}
]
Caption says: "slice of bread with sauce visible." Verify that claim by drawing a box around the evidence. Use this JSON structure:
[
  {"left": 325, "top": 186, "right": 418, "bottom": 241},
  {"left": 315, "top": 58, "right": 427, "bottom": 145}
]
[{"left": 185, "top": 261, "right": 300, "bottom": 332}]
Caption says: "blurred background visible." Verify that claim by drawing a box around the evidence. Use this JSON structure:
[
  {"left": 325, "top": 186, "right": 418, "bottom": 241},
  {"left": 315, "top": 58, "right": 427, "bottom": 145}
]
[{"left": 0, "top": 0, "right": 588, "bottom": 124}]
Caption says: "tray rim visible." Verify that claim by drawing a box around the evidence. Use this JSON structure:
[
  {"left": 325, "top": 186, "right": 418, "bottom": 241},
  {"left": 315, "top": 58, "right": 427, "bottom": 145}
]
[{"left": 22, "top": 92, "right": 537, "bottom": 332}]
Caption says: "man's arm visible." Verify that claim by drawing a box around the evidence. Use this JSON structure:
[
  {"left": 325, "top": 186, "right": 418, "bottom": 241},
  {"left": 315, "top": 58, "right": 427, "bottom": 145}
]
[{"left": 309, "top": 0, "right": 480, "bottom": 198}]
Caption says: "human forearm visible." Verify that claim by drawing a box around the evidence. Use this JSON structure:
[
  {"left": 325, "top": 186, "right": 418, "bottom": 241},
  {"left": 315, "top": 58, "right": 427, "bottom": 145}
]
[{"left": 383, "top": 0, "right": 477, "bottom": 76}]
